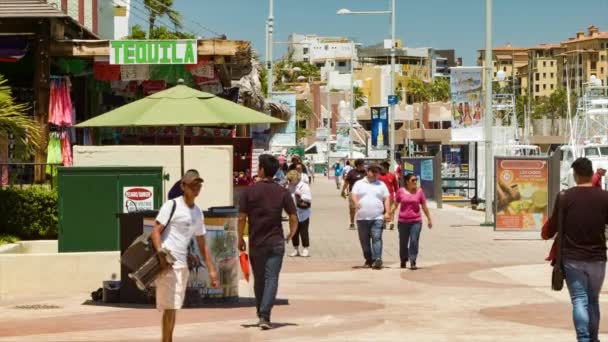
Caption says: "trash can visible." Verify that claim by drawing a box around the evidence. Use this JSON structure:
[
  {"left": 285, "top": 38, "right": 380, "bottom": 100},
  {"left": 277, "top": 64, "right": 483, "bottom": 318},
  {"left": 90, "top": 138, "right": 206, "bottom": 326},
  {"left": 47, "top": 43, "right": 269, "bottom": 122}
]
[{"left": 184, "top": 206, "right": 239, "bottom": 306}]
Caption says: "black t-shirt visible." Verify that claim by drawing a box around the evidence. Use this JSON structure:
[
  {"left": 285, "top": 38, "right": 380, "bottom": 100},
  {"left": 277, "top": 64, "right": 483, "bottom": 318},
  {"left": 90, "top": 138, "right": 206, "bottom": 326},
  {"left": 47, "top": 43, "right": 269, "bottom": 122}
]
[
  {"left": 553, "top": 187, "right": 608, "bottom": 262},
  {"left": 345, "top": 169, "right": 366, "bottom": 191},
  {"left": 239, "top": 180, "right": 297, "bottom": 249}
]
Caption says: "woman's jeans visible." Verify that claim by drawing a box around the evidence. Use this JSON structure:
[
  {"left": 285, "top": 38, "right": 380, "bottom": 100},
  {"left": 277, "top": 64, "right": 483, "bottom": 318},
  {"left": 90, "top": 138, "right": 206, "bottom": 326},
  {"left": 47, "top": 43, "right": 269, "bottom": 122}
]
[
  {"left": 250, "top": 244, "right": 285, "bottom": 321},
  {"left": 356, "top": 219, "right": 384, "bottom": 263},
  {"left": 563, "top": 259, "right": 606, "bottom": 342},
  {"left": 398, "top": 221, "right": 422, "bottom": 264}
]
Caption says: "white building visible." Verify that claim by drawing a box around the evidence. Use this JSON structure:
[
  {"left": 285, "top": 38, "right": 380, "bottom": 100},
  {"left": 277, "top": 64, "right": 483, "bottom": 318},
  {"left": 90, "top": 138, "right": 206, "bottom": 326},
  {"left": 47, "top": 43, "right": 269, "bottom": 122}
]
[{"left": 288, "top": 34, "right": 357, "bottom": 75}]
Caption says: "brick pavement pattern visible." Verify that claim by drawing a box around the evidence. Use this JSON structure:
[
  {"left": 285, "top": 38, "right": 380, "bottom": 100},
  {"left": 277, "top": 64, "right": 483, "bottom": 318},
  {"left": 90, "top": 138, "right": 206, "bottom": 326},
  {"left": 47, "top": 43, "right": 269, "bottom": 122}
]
[{"left": 0, "top": 176, "right": 605, "bottom": 341}]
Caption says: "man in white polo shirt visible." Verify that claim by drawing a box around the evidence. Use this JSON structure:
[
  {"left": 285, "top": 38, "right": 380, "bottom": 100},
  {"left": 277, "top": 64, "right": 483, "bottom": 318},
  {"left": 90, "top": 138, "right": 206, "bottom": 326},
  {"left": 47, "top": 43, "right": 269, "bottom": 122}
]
[
  {"left": 351, "top": 164, "right": 391, "bottom": 270},
  {"left": 151, "top": 170, "right": 219, "bottom": 342}
]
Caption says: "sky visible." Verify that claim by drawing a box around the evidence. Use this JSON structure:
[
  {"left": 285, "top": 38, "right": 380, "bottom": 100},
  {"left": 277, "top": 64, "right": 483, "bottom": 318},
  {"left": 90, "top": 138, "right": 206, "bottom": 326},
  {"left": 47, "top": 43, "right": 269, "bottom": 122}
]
[{"left": 129, "top": 0, "right": 608, "bottom": 65}]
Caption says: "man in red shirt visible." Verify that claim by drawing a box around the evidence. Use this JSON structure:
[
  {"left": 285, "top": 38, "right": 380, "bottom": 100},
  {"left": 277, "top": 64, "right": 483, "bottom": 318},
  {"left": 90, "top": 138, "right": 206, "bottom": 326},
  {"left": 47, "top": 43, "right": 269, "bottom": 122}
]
[
  {"left": 378, "top": 161, "right": 399, "bottom": 229},
  {"left": 592, "top": 168, "right": 606, "bottom": 188}
]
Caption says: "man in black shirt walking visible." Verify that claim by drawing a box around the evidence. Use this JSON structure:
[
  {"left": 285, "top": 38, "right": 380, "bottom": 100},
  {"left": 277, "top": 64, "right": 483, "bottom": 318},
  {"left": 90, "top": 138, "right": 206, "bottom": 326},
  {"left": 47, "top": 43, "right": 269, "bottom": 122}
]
[
  {"left": 341, "top": 159, "right": 367, "bottom": 230},
  {"left": 238, "top": 154, "right": 298, "bottom": 330},
  {"left": 543, "top": 157, "right": 608, "bottom": 342}
]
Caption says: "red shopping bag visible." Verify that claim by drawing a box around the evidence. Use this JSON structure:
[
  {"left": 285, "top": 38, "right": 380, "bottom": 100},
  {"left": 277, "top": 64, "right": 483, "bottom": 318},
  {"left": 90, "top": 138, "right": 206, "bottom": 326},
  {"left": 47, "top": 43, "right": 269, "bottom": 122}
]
[{"left": 240, "top": 251, "right": 250, "bottom": 282}]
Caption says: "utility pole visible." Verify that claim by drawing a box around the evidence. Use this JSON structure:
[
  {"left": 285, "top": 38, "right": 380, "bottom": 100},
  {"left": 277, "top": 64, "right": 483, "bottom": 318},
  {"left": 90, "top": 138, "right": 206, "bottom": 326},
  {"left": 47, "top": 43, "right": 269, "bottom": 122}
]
[
  {"left": 389, "top": 0, "right": 397, "bottom": 169},
  {"left": 266, "top": 0, "right": 274, "bottom": 99},
  {"left": 349, "top": 41, "right": 355, "bottom": 158},
  {"left": 483, "top": 0, "right": 494, "bottom": 225}
]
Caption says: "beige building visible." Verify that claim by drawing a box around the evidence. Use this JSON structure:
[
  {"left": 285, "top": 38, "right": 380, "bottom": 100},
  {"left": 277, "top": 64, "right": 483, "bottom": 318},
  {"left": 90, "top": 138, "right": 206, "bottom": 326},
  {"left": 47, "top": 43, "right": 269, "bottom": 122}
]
[
  {"left": 559, "top": 25, "right": 608, "bottom": 93},
  {"left": 477, "top": 45, "right": 529, "bottom": 88},
  {"left": 523, "top": 44, "right": 565, "bottom": 99}
]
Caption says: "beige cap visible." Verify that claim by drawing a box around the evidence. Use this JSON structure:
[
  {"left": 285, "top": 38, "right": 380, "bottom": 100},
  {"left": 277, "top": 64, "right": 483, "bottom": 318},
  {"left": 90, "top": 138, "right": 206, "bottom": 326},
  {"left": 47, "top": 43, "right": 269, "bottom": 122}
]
[{"left": 181, "top": 169, "right": 203, "bottom": 184}]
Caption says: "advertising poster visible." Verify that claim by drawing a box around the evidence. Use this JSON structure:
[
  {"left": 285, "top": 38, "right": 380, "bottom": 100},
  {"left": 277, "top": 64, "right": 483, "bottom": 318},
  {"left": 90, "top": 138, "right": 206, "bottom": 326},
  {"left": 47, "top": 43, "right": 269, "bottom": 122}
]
[
  {"left": 336, "top": 122, "right": 350, "bottom": 152},
  {"left": 270, "top": 92, "right": 297, "bottom": 147},
  {"left": 251, "top": 124, "right": 270, "bottom": 150},
  {"left": 401, "top": 158, "right": 435, "bottom": 200},
  {"left": 123, "top": 186, "right": 154, "bottom": 213},
  {"left": 450, "top": 67, "right": 483, "bottom": 141},
  {"left": 495, "top": 158, "right": 549, "bottom": 231},
  {"left": 371, "top": 106, "right": 389, "bottom": 148}
]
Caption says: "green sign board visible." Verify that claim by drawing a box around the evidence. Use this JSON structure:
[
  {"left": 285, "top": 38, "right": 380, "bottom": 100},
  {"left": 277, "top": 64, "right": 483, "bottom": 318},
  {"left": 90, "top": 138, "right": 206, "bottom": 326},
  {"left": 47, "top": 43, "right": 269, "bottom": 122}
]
[{"left": 109, "top": 40, "right": 197, "bottom": 65}]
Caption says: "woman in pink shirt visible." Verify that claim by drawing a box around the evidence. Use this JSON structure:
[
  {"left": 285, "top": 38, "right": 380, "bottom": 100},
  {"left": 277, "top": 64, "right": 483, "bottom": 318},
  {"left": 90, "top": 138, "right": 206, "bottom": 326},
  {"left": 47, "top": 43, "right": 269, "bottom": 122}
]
[{"left": 393, "top": 173, "right": 433, "bottom": 270}]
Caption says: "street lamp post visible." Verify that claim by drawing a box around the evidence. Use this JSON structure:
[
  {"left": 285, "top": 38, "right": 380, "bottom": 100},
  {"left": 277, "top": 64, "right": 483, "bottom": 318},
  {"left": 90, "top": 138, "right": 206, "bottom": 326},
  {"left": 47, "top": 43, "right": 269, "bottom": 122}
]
[
  {"left": 483, "top": 0, "right": 493, "bottom": 225},
  {"left": 337, "top": 1, "right": 396, "bottom": 168}
]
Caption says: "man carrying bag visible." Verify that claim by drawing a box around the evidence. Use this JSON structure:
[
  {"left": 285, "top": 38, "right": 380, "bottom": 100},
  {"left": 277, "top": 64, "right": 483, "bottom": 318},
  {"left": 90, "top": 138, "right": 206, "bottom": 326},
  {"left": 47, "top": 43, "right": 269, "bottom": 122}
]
[
  {"left": 151, "top": 170, "right": 219, "bottom": 342},
  {"left": 542, "top": 158, "right": 608, "bottom": 342}
]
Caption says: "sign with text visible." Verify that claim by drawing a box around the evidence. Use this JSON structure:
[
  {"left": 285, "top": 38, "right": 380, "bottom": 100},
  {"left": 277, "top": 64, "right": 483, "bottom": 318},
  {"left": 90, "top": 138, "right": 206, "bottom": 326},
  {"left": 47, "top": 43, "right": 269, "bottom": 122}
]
[
  {"left": 123, "top": 186, "right": 154, "bottom": 213},
  {"left": 109, "top": 40, "right": 197, "bottom": 65},
  {"left": 450, "top": 67, "right": 483, "bottom": 141},
  {"left": 371, "top": 106, "right": 389, "bottom": 148},
  {"left": 495, "top": 158, "right": 549, "bottom": 231}
]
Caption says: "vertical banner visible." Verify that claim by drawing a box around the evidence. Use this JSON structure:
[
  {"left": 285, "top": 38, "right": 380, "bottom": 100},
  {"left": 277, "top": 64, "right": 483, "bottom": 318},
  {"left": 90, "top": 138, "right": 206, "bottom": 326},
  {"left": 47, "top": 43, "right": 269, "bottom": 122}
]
[
  {"left": 270, "top": 92, "right": 297, "bottom": 147},
  {"left": 495, "top": 158, "right": 549, "bottom": 231},
  {"left": 450, "top": 67, "right": 483, "bottom": 142},
  {"left": 251, "top": 124, "right": 270, "bottom": 150},
  {"left": 371, "top": 106, "right": 389, "bottom": 148},
  {"left": 336, "top": 122, "right": 350, "bottom": 152}
]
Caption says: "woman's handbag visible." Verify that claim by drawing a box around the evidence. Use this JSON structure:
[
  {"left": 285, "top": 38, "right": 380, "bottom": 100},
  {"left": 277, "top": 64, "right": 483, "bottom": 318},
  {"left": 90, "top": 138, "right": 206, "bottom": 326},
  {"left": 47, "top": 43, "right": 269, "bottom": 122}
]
[
  {"left": 551, "top": 192, "right": 565, "bottom": 291},
  {"left": 295, "top": 194, "right": 311, "bottom": 209}
]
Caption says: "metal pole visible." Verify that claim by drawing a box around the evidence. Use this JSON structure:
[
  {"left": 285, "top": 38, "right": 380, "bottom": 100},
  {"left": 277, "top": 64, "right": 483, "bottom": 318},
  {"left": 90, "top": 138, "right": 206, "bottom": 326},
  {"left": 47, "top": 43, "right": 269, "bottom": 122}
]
[
  {"left": 389, "top": 0, "right": 396, "bottom": 169},
  {"left": 483, "top": 0, "right": 493, "bottom": 225},
  {"left": 266, "top": 0, "right": 274, "bottom": 99},
  {"left": 180, "top": 125, "right": 185, "bottom": 176},
  {"left": 349, "top": 41, "right": 355, "bottom": 158}
]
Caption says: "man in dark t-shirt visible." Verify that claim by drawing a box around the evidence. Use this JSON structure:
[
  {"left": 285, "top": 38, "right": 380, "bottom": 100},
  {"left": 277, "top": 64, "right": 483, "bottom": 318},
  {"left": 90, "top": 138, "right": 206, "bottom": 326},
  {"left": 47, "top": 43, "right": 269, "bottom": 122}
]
[
  {"left": 238, "top": 154, "right": 297, "bottom": 330},
  {"left": 543, "top": 157, "right": 608, "bottom": 341},
  {"left": 341, "top": 159, "right": 367, "bottom": 230}
]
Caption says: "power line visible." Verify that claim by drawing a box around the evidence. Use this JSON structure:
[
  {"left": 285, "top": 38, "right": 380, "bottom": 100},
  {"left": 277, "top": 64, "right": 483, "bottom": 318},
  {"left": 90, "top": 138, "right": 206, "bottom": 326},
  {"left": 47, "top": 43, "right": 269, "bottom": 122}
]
[{"left": 144, "top": 0, "right": 223, "bottom": 37}]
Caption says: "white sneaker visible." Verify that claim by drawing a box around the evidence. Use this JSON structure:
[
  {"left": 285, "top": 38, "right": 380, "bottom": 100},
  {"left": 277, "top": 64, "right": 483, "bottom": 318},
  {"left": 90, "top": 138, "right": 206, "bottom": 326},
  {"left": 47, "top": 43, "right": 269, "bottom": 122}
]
[
  {"left": 289, "top": 249, "right": 300, "bottom": 257},
  {"left": 301, "top": 248, "right": 310, "bottom": 257}
]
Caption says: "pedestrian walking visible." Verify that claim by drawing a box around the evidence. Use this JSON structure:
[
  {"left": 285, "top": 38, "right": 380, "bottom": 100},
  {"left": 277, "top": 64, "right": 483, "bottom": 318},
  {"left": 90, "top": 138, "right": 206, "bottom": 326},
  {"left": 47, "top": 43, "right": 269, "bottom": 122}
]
[
  {"left": 238, "top": 154, "right": 298, "bottom": 330},
  {"left": 150, "top": 170, "right": 219, "bottom": 342},
  {"left": 351, "top": 164, "right": 391, "bottom": 269},
  {"left": 295, "top": 164, "right": 310, "bottom": 185},
  {"left": 378, "top": 161, "right": 399, "bottom": 230},
  {"left": 542, "top": 157, "right": 608, "bottom": 342},
  {"left": 332, "top": 161, "right": 343, "bottom": 189},
  {"left": 306, "top": 160, "right": 315, "bottom": 184},
  {"left": 591, "top": 167, "right": 605, "bottom": 188},
  {"left": 342, "top": 159, "right": 367, "bottom": 230},
  {"left": 393, "top": 173, "right": 433, "bottom": 270},
  {"left": 342, "top": 160, "right": 352, "bottom": 182},
  {"left": 286, "top": 170, "right": 312, "bottom": 257}
]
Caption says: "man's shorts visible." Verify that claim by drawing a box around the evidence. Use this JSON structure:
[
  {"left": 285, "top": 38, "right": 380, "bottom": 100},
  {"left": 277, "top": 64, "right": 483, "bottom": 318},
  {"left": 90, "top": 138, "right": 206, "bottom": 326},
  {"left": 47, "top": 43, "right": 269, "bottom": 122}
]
[{"left": 155, "top": 267, "right": 190, "bottom": 310}]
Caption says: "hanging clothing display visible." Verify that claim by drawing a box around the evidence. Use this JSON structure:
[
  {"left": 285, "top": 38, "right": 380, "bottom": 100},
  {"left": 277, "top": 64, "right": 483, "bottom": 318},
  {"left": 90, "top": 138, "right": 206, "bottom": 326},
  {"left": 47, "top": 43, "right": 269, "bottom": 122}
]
[
  {"left": 48, "top": 77, "right": 73, "bottom": 126},
  {"left": 120, "top": 65, "right": 150, "bottom": 81},
  {"left": 61, "top": 132, "right": 73, "bottom": 167},
  {"left": 46, "top": 132, "right": 62, "bottom": 175}
]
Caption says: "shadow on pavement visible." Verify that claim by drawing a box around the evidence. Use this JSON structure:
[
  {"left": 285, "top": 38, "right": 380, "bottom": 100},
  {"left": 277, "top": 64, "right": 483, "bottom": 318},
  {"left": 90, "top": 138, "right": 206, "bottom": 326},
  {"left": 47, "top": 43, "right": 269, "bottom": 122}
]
[
  {"left": 82, "top": 297, "right": 290, "bottom": 310},
  {"left": 241, "top": 322, "right": 299, "bottom": 329}
]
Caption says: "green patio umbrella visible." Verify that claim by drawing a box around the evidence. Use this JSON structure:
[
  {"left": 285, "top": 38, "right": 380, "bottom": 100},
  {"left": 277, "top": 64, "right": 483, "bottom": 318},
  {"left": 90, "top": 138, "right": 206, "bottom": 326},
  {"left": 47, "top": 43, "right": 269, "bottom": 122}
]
[{"left": 76, "top": 84, "right": 283, "bottom": 174}]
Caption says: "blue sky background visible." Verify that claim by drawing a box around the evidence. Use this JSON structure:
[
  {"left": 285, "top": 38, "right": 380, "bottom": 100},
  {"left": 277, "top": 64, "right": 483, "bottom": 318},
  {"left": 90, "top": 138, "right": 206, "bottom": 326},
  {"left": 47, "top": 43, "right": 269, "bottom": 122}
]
[{"left": 128, "top": 0, "right": 608, "bottom": 65}]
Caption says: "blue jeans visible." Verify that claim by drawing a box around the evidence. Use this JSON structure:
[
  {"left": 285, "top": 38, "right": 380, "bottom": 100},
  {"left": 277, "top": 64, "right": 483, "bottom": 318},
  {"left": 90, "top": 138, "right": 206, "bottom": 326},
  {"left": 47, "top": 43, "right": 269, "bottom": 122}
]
[
  {"left": 563, "top": 259, "right": 606, "bottom": 342},
  {"left": 398, "top": 222, "right": 422, "bottom": 264},
  {"left": 250, "top": 244, "right": 285, "bottom": 321},
  {"left": 356, "top": 219, "right": 384, "bottom": 263}
]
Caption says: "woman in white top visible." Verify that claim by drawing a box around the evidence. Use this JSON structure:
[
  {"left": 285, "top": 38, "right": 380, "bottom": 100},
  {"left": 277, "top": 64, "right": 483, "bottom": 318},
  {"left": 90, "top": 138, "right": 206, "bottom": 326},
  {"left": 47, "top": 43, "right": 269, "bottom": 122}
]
[{"left": 286, "top": 170, "right": 313, "bottom": 257}]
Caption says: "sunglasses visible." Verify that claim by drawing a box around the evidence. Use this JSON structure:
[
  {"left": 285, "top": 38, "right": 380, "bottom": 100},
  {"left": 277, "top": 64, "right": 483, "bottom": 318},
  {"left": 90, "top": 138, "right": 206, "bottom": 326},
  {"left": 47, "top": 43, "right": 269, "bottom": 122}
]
[{"left": 410, "top": 178, "right": 418, "bottom": 182}]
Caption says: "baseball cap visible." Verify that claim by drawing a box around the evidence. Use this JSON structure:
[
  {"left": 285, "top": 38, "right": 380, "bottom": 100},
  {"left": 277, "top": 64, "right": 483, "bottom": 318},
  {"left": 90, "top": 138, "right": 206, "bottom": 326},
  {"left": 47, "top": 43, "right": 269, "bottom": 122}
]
[{"left": 181, "top": 169, "right": 204, "bottom": 184}]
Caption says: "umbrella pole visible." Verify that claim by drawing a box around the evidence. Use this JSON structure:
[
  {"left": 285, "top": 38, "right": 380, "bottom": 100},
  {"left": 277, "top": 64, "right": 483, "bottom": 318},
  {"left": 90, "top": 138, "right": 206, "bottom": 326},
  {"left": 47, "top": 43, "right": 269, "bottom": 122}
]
[{"left": 180, "top": 125, "right": 185, "bottom": 176}]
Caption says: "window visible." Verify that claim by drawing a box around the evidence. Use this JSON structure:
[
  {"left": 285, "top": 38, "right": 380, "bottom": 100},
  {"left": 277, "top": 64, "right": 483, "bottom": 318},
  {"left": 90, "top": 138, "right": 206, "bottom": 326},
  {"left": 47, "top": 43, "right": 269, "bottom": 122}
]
[
  {"left": 600, "top": 147, "right": 608, "bottom": 156},
  {"left": 503, "top": 67, "right": 507, "bottom": 72},
  {"left": 585, "top": 147, "right": 600, "bottom": 157},
  {"left": 303, "top": 47, "right": 309, "bottom": 55},
  {"left": 338, "top": 61, "right": 346, "bottom": 67},
  {"left": 543, "top": 61, "right": 546, "bottom": 67},
  {"left": 602, "top": 67, "right": 605, "bottom": 74},
  {"left": 551, "top": 84, "right": 554, "bottom": 90},
  {"left": 591, "top": 61, "right": 597, "bottom": 70},
  {"left": 324, "top": 45, "right": 328, "bottom": 51},
  {"left": 303, "top": 57, "right": 309, "bottom": 63},
  {"left": 535, "top": 84, "right": 540, "bottom": 92},
  {"left": 543, "top": 84, "right": 547, "bottom": 90},
  {"left": 316, "top": 63, "right": 324, "bottom": 68},
  {"left": 550, "top": 72, "right": 554, "bottom": 78},
  {"left": 551, "top": 61, "right": 554, "bottom": 67},
  {"left": 493, "top": 72, "right": 497, "bottom": 77},
  {"left": 535, "top": 73, "right": 539, "bottom": 81},
  {"left": 543, "top": 73, "right": 546, "bottom": 79}
]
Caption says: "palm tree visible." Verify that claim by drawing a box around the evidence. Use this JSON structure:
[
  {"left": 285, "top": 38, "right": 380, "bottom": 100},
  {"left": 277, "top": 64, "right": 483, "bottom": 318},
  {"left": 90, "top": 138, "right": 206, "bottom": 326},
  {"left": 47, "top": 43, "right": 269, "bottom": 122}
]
[
  {"left": 0, "top": 75, "right": 41, "bottom": 159},
  {"left": 143, "top": 0, "right": 182, "bottom": 38}
]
